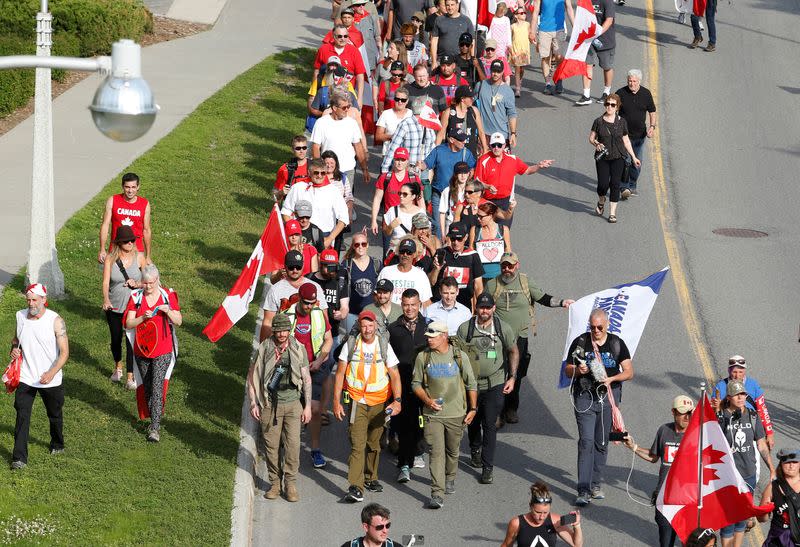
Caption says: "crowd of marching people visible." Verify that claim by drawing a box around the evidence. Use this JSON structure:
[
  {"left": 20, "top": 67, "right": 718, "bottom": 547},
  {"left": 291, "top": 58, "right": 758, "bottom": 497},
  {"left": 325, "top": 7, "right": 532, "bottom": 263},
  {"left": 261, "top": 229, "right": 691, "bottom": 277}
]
[{"left": 5, "top": 0, "right": 795, "bottom": 546}]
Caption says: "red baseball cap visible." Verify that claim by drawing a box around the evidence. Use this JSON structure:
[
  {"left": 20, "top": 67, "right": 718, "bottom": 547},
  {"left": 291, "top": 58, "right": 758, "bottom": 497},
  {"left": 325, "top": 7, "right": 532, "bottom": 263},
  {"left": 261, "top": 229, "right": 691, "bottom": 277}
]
[
  {"left": 298, "top": 283, "right": 317, "bottom": 302},
  {"left": 358, "top": 310, "right": 377, "bottom": 322},
  {"left": 394, "top": 147, "right": 410, "bottom": 160},
  {"left": 285, "top": 219, "right": 302, "bottom": 236},
  {"left": 320, "top": 248, "right": 339, "bottom": 264}
]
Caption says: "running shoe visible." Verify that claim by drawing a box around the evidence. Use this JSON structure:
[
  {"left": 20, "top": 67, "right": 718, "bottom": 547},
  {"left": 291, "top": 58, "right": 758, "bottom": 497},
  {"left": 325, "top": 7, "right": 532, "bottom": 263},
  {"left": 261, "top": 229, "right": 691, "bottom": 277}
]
[
  {"left": 110, "top": 368, "right": 123, "bottom": 382},
  {"left": 397, "top": 466, "right": 411, "bottom": 483},
  {"left": 364, "top": 480, "right": 383, "bottom": 492},
  {"left": 575, "top": 95, "right": 593, "bottom": 106},
  {"left": 555, "top": 80, "right": 564, "bottom": 94},
  {"left": 345, "top": 485, "right": 364, "bottom": 503},
  {"left": 574, "top": 493, "right": 591, "bottom": 506},
  {"left": 413, "top": 455, "right": 426, "bottom": 468},
  {"left": 311, "top": 450, "right": 327, "bottom": 468},
  {"left": 428, "top": 495, "right": 444, "bottom": 509},
  {"left": 543, "top": 83, "right": 553, "bottom": 95}
]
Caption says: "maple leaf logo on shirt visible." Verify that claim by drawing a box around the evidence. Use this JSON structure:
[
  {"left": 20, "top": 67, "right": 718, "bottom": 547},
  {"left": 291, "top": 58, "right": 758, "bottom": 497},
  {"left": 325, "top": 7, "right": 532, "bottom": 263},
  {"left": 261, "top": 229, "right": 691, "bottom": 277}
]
[{"left": 121, "top": 217, "right": 134, "bottom": 227}]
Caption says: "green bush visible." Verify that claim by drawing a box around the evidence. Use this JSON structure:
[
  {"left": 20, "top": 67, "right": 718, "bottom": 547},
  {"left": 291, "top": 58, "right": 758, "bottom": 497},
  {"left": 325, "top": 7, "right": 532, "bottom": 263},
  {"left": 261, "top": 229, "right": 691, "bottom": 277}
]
[
  {"left": 52, "top": 32, "right": 82, "bottom": 81},
  {"left": 0, "top": 35, "right": 35, "bottom": 117}
]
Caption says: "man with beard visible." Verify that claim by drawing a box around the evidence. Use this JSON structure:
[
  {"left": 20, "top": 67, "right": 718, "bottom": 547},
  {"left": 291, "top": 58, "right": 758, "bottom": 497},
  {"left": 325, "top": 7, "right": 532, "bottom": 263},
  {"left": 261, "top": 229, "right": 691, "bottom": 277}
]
[
  {"left": 485, "top": 252, "right": 573, "bottom": 425},
  {"left": 378, "top": 239, "right": 433, "bottom": 307},
  {"left": 363, "top": 279, "right": 403, "bottom": 339}
]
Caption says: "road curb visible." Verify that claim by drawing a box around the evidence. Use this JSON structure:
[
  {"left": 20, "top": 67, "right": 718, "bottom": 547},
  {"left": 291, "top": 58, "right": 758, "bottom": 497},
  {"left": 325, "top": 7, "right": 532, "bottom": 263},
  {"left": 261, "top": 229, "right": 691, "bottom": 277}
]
[{"left": 230, "top": 388, "right": 259, "bottom": 547}]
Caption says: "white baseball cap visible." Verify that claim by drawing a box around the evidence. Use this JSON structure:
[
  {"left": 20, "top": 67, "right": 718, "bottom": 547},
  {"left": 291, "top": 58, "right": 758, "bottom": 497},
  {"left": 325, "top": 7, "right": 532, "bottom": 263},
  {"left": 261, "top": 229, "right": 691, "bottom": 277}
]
[{"left": 489, "top": 132, "right": 505, "bottom": 145}]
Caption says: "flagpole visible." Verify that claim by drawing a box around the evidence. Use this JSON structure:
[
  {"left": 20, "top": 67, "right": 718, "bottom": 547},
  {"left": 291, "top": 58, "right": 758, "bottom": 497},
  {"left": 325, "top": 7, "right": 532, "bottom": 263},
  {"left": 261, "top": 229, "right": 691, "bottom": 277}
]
[{"left": 696, "top": 381, "right": 706, "bottom": 529}]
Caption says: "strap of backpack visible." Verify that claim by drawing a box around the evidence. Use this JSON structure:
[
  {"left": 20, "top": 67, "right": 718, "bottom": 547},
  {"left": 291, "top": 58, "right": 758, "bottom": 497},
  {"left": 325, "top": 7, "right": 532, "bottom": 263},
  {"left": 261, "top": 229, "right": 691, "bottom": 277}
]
[
  {"left": 466, "top": 316, "right": 476, "bottom": 343},
  {"left": 115, "top": 258, "right": 131, "bottom": 283}
]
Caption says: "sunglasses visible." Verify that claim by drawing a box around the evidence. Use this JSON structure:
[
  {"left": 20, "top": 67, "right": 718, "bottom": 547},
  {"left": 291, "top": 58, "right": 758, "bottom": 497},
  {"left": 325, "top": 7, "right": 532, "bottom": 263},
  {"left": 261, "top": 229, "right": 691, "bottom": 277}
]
[
  {"left": 779, "top": 453, "right": 798, "bottom": 463},
  {"left": 490, "top": 142, "right": 505, "bottom": 148},
  {"left": 301, "top": 299, "right": 316, "bottom": 306},
  {"left": 352, "top": 242, "right": 368, "bottom": 248},
  {"left": 398, "top": 191, "right": 411, "bottom": 197},
  {"left": 286, "top": 265, "right": 303, "bottom": 271},
  {"left": 532, "top": 496, "right": 552, "bottom": 504},
  {"left": 335, "top": 104, "right": 351, "bottom": 110},
  {"left": 516, "top": 10, "right": 526, "bottom": 14},
  {"left": 477, "top": 214, "right": 490, "bottom": 219},
  {"left": 391, "top": 72, "right": 404, "bottom": 77},
  {"left": 485, "top": 47, "right": 495, "bottom": 51},
  {"left": 501, "top": 262, "right": 515, "bottom": 268},
  {"left": 604, "top": 102, "right": 617, "bottom": 107},
  {"left": 334, "top": 34, "right": 349, "bottom": 39},
  {"left": 590, "top": 325, "right": 605, "bottom": 332},
  {"left": 698, "top": 528, "right": 715, "bottom": 539},
  {"left": 728, "top": 358, "right": 746, "bottom": 366},
  {"left": 372, "top": 522, "right": 392, "bottom": 531},
  {"left": 312, "top": 170, "right": 326, "bottom": 175},
  {"left": 395, "top": 97, "right": 408, "bottom": 103},
  {"left": 465, "top": 189, "right": 479, "bottom": 194},
  {"left": 120, "top": 240, "right": 135, "bottom": 245},
  {"left": 297, "top": 216, "right": 311, "bottom": 221},
  {"left": 399, "top": 249, "right": 415, "bottom": 255},
  {"left": 294, "top": 145, "right": 307, "bottom": 151},
  {"left": 451, "top": 235, "right": 465, "bottom": 241}
]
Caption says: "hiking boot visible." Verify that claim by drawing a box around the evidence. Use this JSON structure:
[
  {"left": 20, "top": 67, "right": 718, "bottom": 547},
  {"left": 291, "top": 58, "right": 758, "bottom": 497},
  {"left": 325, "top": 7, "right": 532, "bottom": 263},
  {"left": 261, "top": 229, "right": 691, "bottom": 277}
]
[
  {"left": 543, "top": 83, "right": 553, "bottom": 95},
  {"left": 574, "top": 492, "right": 591, "bottom": 506},
  {"left": 264, "top": 482, "right": 281, "bottom": 500},
  {"left": 10, "top": 460, "right": 26, "bottom": 470},
  {"left": 345, "top": 485, "right": 364, "bottom": 503},
  {"left": 555, "top": 80, "right": 564, "bottom": 94},
  {"left": 413, "top": 455, "right": 426, "bottom": 469},
  {"left": 285, "top": 484, "right": 299, "bottom": 502},
  {"left": 704, "top": 43, "right": 716, "bottom": 52},
  {"left": 470, "top": 449, "right": 482, "bottom": 468},
  {"left": 621, "top": 188, "right": 632, "bottom": 200},
  {"left": 364, "top": 480, "right": 383, "bottom": 493},
  {"left": 575, "top": 95, "right": 593, "bottom": 106},
  {"left": 591, "top": 486, "right": 606, "bottom": 500},
  {"left": 480, "top": 467, "right": 494, "bottom": 484},
  {"left": 428, "top": 495, "right": 444, "bottom": 509},
  {"left": 445, "top": 480, "right": 456, "bottom": 494},
  {"left": 109, "top": 368, "right": 123, "bottom": 382},
  {"left": 311, "top": 450, "right": 327, "bottom": 468},
  {"left": 397, "top": 466, "right": 411, "bottom": 483},
  {"left": 147, "top": 428, "right": 160, "bottom": 442},
  {"left": 504, "top": 409, "right": 519, "bottom": 424},
  {"left": 689, "top": 37, "right": 703, "bottom": 49}
]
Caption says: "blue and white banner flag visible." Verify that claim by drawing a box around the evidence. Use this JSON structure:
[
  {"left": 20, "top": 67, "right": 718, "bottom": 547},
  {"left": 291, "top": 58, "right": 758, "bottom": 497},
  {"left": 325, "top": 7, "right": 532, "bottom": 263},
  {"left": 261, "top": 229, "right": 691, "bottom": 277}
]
[{"left": 558, "top": 267, "right": 670, "bottom": 388}]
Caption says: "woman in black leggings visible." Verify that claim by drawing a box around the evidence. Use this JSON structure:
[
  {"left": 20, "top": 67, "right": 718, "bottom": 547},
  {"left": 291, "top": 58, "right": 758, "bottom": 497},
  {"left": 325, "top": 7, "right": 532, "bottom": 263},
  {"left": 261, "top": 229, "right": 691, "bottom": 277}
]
[
  {"left": 501, "top": 481, "right": 584, "bottom": 546},
  {"left": 589, "top": 93, "right": 641, "bottom": 224}
]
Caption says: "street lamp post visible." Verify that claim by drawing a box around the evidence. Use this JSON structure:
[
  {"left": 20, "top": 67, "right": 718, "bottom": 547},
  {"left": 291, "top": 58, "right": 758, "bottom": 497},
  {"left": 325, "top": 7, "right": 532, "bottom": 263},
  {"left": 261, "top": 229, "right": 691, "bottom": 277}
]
[{"left": 0, "top": 0, "right": 158, "bottom": 297}]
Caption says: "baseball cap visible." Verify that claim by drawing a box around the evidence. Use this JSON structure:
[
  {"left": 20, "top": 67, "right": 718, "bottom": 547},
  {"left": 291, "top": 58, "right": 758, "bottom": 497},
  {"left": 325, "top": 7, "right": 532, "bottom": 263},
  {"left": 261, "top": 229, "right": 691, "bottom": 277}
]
[
  {"left": 394, "top": 147, "right": 410, "bottom": 160},
  {"left": 351, "top": 0, "right": 367, "bottom": 4},
  {"left": 448, "top": 222, "right": 467, "bottom": 239},
  {"left": 500, "top": 251, "right": 519, "bottom": 265},
  {"left": 440, "top": 54, "right": 455, "bottom": 65},
  {"left": 375, "top": 279, "right": 394, "bottom": 293},
  {"left": 272, "top": 314, "right": 293, "bottom": 332},
  {"left": 458, "top": 32, "right": 473, "bottom": 46},
  {"left": 358, "top": 309, "right": 377, "bottom": 322},
  {"left": 298, "top": 283, "right": 317, "bottom": 302},
  {"left": 454, "top": 85, "right": 474, "bottom": 101},
  {"left": 777, "top": 448, "right": 800, "bottom": 463},
  {"left": 728, "top": 355, "right": 747, "bottom": 369},
  {"left": 447, "top": 127, "right": 467, "bottom": 142},
  {"left": 399, "top": 239, "right": 417, "bottom": 253},
  {"left": 424, "top": 321, "right": 448, "bottom": 337},
  {"left": 490, "top": 59, "right": 505, "bottom": 73},
  {"left": 476, "top": 293, "right": 495, "bottom": 308},
  {"left": 726, "top": 380, "right": 747, "bottom": 397},
  {"left": 412, "top": 213, "right": 431, "bottom": 229},
  {"left": 390, "top": 60, "right": 405, "bottom": 72},
  {"left": 453, "top": 161, "right": 470, "bottom": 175},
  {"left": 411, "top": 10, "right": 425, "bottom": 21},
  {"left": 284, "top": 250, "right": 304, "bottom": 268},
  {"left": 485, "top": 38, "right": 498, "bottom": 49},
  {"left": 294, "top": 200, "right": 313, "bottom": 217},
  {"left": 285, "top": 219, "right": 302, "bottom": 236},
  {"left": 320, "top": 248, "right": 339, "bottom": 265},
  {"left": 672, "top": 395, "right": 695, "bottom": 414},
  {"left": 326, "top": 55, "right": 342, "bottom": 66},
  {"left": 340, "top": 7, "right": 355, "bottom": 16},
  {"left": 489, "top": 132, "right": 506, "bottom": 145}
]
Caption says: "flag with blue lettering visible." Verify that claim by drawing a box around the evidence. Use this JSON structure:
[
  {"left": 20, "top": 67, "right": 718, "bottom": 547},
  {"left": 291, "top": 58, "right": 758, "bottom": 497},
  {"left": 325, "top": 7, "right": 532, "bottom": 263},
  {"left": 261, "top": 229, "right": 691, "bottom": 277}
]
[{"left": 558, "top": 267, "right": 670, "bottom": 388}]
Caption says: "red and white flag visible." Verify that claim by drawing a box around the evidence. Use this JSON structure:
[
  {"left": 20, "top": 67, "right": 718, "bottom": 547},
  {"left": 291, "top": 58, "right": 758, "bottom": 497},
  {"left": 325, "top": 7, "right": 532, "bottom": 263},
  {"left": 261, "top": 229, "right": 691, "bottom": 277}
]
[
  {"left": 552, "top": 0, "right": 603, "bottom": 83},
  {"left": 693, "top": 0, "right": 707, "bottom": 17},
  {"left": 202, "top": 205, "right": 287, "bottom": 342},
  {"left": 417, "top": 100, "right": 442, "bottom": 132},
  {"left": 656, "top": 394, "right": 774, "bottom": 544}
]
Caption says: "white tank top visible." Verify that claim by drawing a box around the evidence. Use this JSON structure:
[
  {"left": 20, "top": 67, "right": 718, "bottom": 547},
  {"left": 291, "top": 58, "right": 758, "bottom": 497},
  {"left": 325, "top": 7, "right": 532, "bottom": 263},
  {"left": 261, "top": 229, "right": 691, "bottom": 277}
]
[{"left": 16, "top": 309, "right": 62, "bottom": 388}]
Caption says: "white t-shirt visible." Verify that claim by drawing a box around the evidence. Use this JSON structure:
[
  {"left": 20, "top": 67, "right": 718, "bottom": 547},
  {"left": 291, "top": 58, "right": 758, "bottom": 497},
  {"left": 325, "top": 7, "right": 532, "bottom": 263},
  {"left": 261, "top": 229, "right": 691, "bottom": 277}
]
[
  {"left": 281, "top": 183, "right": 350, "bottom": 233},
  {"left": 438, "top": 186, "right": 465, "bottom": 236},
  {"left": 338, "top": 338, "right": 399, "bottom": 403},
  {"left": 376, "top": 108, "right": 413, "bottom": 155},
  {"left": 262, "top": 279, "right": 328, "bottom": 312},
  {"left": 377, "top": 264, "right": 433, "bottom": 304},
  {"left": 382, "top": 205, "right": 423, "bottom": 248},
  {"left": 16, "top": 309, "right": 62, "bottom": 388},
  {"left": 310, "top": 115, "right": 361, "bottom": 172}
]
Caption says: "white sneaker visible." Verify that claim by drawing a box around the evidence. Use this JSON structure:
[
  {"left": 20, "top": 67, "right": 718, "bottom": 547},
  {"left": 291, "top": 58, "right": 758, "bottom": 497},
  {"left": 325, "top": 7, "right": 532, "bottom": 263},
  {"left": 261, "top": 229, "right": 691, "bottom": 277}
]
[
  {"left": 413, "top": 455, "right": 426, "bottom": 469},
  {"left": 109, "top": 368, "right": 123, "bottom": 382},
  {"left": 125, "top": 379, "right": 137, "bottom": 390},
  {"left": 699, "top": 21, "right": 705, "bottom": 31}
]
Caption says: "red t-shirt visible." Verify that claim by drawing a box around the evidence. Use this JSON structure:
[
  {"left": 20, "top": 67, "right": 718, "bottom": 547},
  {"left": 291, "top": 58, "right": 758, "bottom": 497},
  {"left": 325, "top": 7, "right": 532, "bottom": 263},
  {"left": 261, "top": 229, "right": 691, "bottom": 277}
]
[
  {"left": 300, "top": 245, "right": 318, "bottom": 276},
  {"left": 375, "top": 171, "right": 417, "bottom": 211},
  {"left": 321, "top": 27, "right": 364, "bottom": 49},
  {"left": 110, "top": 194, "right": 148, "bottom": 252},
  {"left": 314, "top": 43, "right": 367, "bottom": 76},
  {"left": 125, "top": 290, "right": 180, "bottom": 358},
  {"left": 432, "top": 73, "right": 469, "bottom": 106},
  {"left": 474, "top": 152, "right": 529, "bottom": 199},
  {"left": 292, "top": 310, "right": 331, "bottom": 361},
  {"left": 378, "top": 79, "right": 403, "bottom": 110},
  {"left": 275, "top": 161, "right": 310, "bottom": 192}
]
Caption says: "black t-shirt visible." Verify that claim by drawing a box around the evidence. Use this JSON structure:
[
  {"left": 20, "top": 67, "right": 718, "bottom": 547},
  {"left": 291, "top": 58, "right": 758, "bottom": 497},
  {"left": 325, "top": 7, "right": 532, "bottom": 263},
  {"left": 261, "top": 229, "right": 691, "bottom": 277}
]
[
  {"left": 307, "top": 272, "right": 350, "bottom": 332},
  {"left": 592, "top": 0, "right": 616, "bottom": 51},
  {"left": 434, "top": 247, "right": 485, "bottom": 308},
  {"left": 388, "top": 315, "right": 429, "bottom": 387},
  {"left": 650, "top": 422, "right": 685, "bottom": 493},
  {"left": 445, "top": 105, "right": 480, "bottom": 157},
  {"left": 615, "top": 85, "right": 656, "bottom": 140},
  {"left": 591, "top": 115, "right": 628, "bottom": 160},
  {"left": 566, "top": 332, "right": 631, "bottom": 395},
  {"left": 407, "top": 82, "right": 448, "bottom": 114},
  {"left": 340, "top": 538, "right": 401, "bottom": 547},
  {"left": 301, "top": 224, "right": 325, "bottom": 253},
  {"left": 455, "top": 55, "right": 484, "bottom": 87}
]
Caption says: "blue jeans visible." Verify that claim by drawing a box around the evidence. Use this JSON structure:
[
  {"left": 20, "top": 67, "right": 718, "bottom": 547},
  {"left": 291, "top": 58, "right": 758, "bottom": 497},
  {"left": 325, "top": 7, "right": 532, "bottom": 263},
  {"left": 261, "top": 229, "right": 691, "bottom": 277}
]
[
  {"left": 573, "top": 386, "right": 616, "bottom": 494},
  {"left": 622, "top": 137, "right": 646, "bottom": 192},
  {"left": 430, "top": 189, "right": 442, "bottom": 238},
  {"left": 691, "top": 0, "right": 717, "bottom": 44},
  {"left": 719, "top": 474, "right": 756, "bottom": 538}
]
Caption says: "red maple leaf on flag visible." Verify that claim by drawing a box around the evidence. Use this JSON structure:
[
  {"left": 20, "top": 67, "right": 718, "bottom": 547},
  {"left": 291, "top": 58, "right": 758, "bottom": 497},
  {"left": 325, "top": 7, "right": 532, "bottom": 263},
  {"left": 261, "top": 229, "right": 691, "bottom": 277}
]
[
  {"left": 701, "top": 444, "right": 726, "bottom": 485},
  {"left": 573, "top": 22, "right": 597, "bottom": 51}
]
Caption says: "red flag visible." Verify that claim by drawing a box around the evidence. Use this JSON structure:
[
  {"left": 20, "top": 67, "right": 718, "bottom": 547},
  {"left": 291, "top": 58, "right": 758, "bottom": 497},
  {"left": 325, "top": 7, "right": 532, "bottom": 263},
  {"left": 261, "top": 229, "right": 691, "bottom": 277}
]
[
  {"left": 477, "top": 0, "right": 493, "bottom": 28},
  {"left": 417, "top": 100, "right": 442, "bottom": 132},
  {"left": 693, "top": 0, "right": 707, "bottom": 17},
  {"left": 202, "top": 205, "right": 287, "bottom": 342},
  {"left": 656, "top": 394, "right": 774, "bottom": 544},
  {"left": 552, "top": 0, "right": 602, "bottom": 83}
]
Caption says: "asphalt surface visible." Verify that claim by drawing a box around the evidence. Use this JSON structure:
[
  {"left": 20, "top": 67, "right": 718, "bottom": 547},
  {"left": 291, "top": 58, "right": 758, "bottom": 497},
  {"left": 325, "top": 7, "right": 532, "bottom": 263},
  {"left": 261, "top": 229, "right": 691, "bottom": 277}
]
[{"left": 251, "top": 0, "right": 800, "bottom": 545}]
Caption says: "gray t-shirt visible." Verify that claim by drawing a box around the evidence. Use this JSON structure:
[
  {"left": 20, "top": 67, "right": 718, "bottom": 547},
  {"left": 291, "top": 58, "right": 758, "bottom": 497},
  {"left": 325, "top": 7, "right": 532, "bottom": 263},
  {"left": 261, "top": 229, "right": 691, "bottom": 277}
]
[
  {"left": 592, "top": 0, "right": 616, "bottom": 51},
  {"left": 390, "top": 0, "right": 429, "bottom": 40},
  {"left": 109, "top": 258, "right": 142, "bottom": 312},
  {"left": 475, "top": 80, "right": 518, "bottom": 138},
  {"left": 432, "top": 14, "right": 474, "bottom": 60},
  {"left": 263, "top": 279, "right": 328, "bottom": 312},
  {"left": 650, "top": 422, "right": 684, "bottom": 493},
  {"left": 720, "top": 408, "right": 765, "bottom": 479}
]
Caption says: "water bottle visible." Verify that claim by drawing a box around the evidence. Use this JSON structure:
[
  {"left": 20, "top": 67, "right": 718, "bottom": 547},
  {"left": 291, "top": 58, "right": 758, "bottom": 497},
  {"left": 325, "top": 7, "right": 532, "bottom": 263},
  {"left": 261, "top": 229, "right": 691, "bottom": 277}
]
[
  {"left": 592, "top": 38, "right": 603, "bottom": 49},
  {"left": 434, "top": 398, "right": 444, "bottom": 409}
]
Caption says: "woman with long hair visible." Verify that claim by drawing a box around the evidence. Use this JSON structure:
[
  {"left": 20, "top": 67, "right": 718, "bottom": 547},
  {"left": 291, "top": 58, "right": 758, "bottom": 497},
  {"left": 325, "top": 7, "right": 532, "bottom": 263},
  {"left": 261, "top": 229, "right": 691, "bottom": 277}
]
[
  {"left": 101, "top": 225, "right": 145, "bottom": 390},
  {"left": 501, "top": 481, "right": 583, "bottom": 546},
  {"left": 374, "top": 40, "right": 411, "bottom": 114},
  {"left": 455, "top": 179, "right": 515, "bottom": 234},
  {"left": 438, "top": 86, "right": 488, "bottom": 158},
  {"left": 469, "top": 201, "right": 512, "bottom": 280},
  {"left": 321, "top": 150, "right": 355, "bottom": 250},
  {"left": 759, "top": 448, "right": 800, "bottom": 546},
  {"left": 382, "top": 181, "right": 425, "bottom": 251},
  {"left": 438, "top": 162, "right": 471, "bottom": 240},
  {"left": 341, "top": 230, "right": 382, "bottom": 335}
]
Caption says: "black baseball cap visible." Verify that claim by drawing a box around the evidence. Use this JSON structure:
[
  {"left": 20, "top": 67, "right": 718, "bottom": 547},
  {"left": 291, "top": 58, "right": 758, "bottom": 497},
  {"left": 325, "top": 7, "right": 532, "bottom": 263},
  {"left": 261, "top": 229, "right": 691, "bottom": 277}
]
[
  {"left": 476, "top": 293, "right": 495, "bottom": 308},
  {"left": 454, "top": 84, "right": 474, "bottom": 101},
  {"left": 440, "top": 54, "right": 456, "bottom": 65},
  {"left": 458, "top": 32, "right": 473, "bottom": 46},
  {"left": 447, "top": 127, "right": 467, "bottom": 142},
  {"left": 390, "top": 60, "right": 404, "bottom": 72},
  {"left": 448, "top": 222, "right": 467, "bottom": 239},
  {"left": 399, "top": 239, "right": 417, "bottom": 253},
  {"left": 284, "top": 250, "right": 304, "bottom": 268},
  {"left": 375, "top": 279, "right": 394, "bottom": 292},
  {"left": 490, "top": 60, "right": 505, "bottom": 73}
]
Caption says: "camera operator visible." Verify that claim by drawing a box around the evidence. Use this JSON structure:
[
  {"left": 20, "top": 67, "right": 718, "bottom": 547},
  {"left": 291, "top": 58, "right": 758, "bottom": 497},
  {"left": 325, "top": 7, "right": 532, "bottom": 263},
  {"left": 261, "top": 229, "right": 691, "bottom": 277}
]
[
  {"left": 564, "top": 308, "right": 634, "bottom": 507},
  {"left": 624, "top": 395, "right": 694, "bottom": 547},
  {"left": 500, "top": 481, "right": 583, "bottom": 547},
  {"left": 247, "top": 314, "right": 312, "bottom": 502}
]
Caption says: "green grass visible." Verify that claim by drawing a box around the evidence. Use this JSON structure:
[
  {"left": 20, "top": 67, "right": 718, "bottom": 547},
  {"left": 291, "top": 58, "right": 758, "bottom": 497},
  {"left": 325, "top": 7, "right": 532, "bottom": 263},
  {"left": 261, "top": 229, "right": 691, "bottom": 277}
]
[{"left": 0, "top": 48, "right": 314, "bottom": 546}]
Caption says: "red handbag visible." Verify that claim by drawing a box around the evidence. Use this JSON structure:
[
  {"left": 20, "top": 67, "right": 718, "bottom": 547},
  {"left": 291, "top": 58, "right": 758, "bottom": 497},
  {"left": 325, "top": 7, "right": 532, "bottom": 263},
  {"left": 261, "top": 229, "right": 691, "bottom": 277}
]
[{"left": 3, "top": 353, "right": 22, "bottom": 393}]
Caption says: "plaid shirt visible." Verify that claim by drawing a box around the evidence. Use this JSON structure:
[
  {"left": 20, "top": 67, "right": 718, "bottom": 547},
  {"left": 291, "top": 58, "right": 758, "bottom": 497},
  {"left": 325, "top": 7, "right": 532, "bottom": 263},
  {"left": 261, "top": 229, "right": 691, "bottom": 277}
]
[{"left": 381, "top": 116, "right": 437, "bottom": 173}]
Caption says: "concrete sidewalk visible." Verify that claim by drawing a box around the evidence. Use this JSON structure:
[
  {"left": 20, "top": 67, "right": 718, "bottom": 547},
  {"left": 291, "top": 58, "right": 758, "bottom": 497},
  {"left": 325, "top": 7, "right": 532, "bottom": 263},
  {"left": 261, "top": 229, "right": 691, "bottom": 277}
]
[{"left": 0, "top": 0, "right": 329, "bottom": 292}]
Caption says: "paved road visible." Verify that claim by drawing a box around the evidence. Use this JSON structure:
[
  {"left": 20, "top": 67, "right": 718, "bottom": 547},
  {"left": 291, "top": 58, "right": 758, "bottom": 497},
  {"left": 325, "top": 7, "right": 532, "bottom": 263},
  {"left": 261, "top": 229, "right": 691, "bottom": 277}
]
[{"left": 252, "top": 0, "right": 800, "bottom": 545}]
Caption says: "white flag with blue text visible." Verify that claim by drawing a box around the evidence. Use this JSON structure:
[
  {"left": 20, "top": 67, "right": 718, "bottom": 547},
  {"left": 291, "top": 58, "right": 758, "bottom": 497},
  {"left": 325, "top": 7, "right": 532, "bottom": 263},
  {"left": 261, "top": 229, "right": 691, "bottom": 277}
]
[{"left": 558, "top": 267, "right": 670, "bottom": 387}]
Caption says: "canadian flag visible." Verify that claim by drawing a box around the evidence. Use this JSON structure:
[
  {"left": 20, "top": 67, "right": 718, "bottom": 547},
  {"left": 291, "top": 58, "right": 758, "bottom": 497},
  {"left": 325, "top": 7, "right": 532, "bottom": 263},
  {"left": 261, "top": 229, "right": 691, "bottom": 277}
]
[
  {"left": 202, "top": 205, "right": 287, "bottom": 342},
  {"left": 656, "top": 394, "right": 774, "bottom": 544},
  {"left": 693, "top": 0, "right": 707, "bottom": 17},
  {"left": 417, "top": 100, "right": 442, "bottom": 132},
  {"left": 552, "top": 0, "right": 603, "bottom": 83}
]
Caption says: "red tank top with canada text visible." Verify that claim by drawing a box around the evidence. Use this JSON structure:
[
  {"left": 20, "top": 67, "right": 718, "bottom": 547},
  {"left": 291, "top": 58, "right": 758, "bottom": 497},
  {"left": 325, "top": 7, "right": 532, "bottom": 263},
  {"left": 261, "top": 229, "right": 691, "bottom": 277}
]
[{"left": 110, "top": 194, "right": 148, "bottom": 252}]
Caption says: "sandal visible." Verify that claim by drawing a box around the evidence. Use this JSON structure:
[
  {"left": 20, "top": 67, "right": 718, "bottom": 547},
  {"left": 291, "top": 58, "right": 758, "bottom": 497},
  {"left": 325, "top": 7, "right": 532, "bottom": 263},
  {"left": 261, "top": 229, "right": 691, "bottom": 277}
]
[
  {"left": 595, "top": 201, "right": 605, "bottom": 216},
  {"left": 608, "top": 215, "right": 617, "bottom": 223}
]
